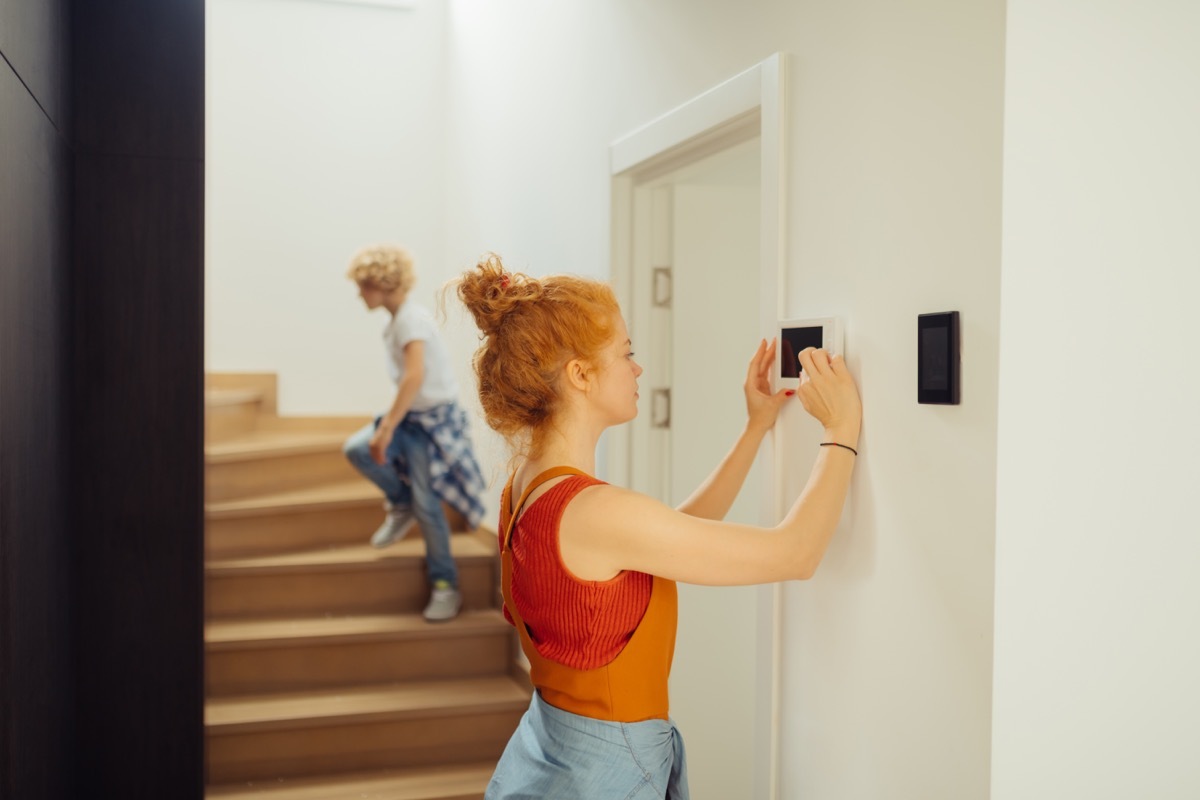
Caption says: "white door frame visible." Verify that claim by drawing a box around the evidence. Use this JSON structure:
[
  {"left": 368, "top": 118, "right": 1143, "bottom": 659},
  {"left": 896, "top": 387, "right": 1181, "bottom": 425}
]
[{"left": 608, "top": 53, "right": 787, "bottom": 800}]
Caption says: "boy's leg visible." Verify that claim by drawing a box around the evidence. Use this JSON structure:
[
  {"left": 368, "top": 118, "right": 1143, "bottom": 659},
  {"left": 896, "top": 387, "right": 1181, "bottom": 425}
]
[
  {"left": 343, "top": 421, "right": 416, "bottom": 547},
  {"left": 393, "top": 423, "right": 461, "bottom": 621},
  {"left": 343, "top": 421, "right": 405, "bottom": 501}
]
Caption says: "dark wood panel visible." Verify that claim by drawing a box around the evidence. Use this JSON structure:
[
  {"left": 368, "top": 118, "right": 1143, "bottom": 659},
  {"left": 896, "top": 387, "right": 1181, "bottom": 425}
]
[
  {"left": 70, "top": 150, "right": 205, "bottom": 799},
  {"left": 0, "top": 0, "right": 70, "bottom": 131},
  {"left": 72, "top": 0, "right": 203, "bottom": 159},
  {"left": 0, "top": 57, "right": 73, "bottom": 800}
]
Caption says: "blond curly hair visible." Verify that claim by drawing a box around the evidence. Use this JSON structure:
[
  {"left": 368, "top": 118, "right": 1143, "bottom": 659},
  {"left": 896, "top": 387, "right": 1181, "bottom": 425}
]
[{"left": 346, "top": 245, "right": 416, "bottom": 293}]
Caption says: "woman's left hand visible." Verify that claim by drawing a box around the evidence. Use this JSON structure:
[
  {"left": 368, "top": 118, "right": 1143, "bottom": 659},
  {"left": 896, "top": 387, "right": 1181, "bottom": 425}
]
[{"left": 744, "top": 338, "right": 792, "bottom": 433}]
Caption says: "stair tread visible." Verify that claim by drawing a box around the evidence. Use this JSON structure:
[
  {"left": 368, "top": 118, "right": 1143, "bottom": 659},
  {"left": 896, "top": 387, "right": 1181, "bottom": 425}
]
[
  {"left": 207, "top": 388, "right": 264, "bottom": 407},
  {"left": 206, "top": 610, "right": 509, "bottom": 648},
  {"left": 206, "top": 677, "right": 529, "bottom": 730},
  {"left": 206, "top": 429, "right": 351, "bottom": 462},
  {"left": 205, "top": 762, "right": 493, "bottom": 799},
  {"left": 207, "top": 535, "right": 494, "bottom": 574},
  {"left": 207, "top": 481, "right": 383, "bottom": 518}
]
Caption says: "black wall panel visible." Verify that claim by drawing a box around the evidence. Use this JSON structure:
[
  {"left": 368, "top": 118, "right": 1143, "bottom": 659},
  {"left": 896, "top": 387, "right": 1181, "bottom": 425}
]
[
  {"left": 0, "top": 17, "right": 73, "bottom": 800},
  {"left": 2, "top": 0, "right": 204, "bottom": 796},
  {"left": 69, "top": 0, "right": 206, "bottom": 795},
  {"left": 71, "top": 153, "right": 205, "bottom": 798},
  {"left": 73, "top": 0, "right": 204, "bottom": 160}
]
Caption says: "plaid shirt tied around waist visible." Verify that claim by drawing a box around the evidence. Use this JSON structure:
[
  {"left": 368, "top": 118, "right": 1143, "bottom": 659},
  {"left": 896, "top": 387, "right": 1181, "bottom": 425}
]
[{"left": 385, "top": 401, "right": 487, "bottom": 529}]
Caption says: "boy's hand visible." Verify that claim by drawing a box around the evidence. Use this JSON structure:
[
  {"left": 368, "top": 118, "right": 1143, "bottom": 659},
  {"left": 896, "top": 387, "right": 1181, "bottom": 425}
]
[{"left": 369, "top": 425, "right": 392, "bottom": 465}]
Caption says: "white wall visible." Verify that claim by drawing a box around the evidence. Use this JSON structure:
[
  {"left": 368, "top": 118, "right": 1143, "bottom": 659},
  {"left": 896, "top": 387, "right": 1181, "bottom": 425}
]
[
  {"left": 993, "top": 2, "right": 1200, "bottom": 797},
  {"left": 205, "top": 0, "right": 450, "bottom": 416},
  {"left": 445, "top": 2, "right": 1004, "bottom": 798}
]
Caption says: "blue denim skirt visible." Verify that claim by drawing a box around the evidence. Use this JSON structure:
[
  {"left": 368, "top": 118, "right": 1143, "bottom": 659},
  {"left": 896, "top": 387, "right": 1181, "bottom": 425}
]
[{"left": 486, "top": 692, "right": 690, "bottom": 799}]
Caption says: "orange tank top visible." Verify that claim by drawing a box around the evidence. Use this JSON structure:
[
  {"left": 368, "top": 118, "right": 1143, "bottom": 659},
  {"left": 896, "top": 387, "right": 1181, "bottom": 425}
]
[
  {"left": 500, "top": 474, "right": 652, "bottom": 669},
  {"left": 500, "top": 467, "right": 678, "bottom": 722}
]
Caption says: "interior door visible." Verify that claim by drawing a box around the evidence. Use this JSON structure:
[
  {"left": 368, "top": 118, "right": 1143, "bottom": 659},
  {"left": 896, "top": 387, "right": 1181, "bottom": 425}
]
[{"left": 637, "top": 137, "right": 763, "bottom": 799}]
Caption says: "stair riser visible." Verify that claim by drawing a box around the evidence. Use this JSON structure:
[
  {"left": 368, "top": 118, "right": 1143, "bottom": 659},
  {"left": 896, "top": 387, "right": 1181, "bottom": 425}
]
[
  {"left": 206, "top": 504, "right": 385, "bottom": 559},
  {"left": 206, "top": 710, "right": 523, "bottom": 784},
  {"left": 205, "top": 401, "right": 260, "bottom": 443},
  {"left": 207, "top": 633, "right": 510, "bottom": 696},
  {"left": 206, "top": 563, "right": 494, "bottom": 619},
  {"left": 206, "top": 450, "right": 359, "bottom": 502},
  {"left": 206, "top": 503, "right": 473, "bottom": 560}
]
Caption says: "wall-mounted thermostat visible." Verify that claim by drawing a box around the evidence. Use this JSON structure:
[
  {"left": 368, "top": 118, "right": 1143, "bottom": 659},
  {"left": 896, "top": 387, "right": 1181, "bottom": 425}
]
[
  {"left": 777, "top": 317, "right": 843, "bottom": 390},
  {"left": 918, "top": 311, "right": 960, "bottom": 405}
]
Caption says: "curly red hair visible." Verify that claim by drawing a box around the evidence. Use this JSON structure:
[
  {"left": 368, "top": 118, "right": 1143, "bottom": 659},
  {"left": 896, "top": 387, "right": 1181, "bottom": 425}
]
[{"left": 455, "top": 254, "right": 620, "bottom": 457}]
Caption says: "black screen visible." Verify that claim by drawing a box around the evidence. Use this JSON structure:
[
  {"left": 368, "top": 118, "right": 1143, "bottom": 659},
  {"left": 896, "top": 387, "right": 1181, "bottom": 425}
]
[
  {"left": 917, "top": 311, "right": 960, "bottom": 404},
  {"left": 780, "top": 326, "right": 824, "bottom": 378},
  {"left": 921, "top": 326, "right": 949, "bottom": 390}
]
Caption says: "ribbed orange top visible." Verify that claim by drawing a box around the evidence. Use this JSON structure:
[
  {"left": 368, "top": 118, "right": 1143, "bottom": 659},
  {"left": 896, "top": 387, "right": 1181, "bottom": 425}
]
[{"left": 499, "top": 474, "right": 653, "bottom": 671}]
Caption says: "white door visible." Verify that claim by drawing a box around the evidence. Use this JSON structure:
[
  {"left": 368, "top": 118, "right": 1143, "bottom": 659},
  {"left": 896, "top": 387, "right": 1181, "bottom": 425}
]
[{"left": 630, "top": 136, "right": 763, "bottom": 800}]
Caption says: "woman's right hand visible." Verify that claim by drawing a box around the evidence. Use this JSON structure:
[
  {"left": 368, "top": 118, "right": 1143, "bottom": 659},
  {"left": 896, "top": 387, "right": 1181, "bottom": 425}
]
[{"left": 796, "top": 348, "right": 862, "bottom": 446}]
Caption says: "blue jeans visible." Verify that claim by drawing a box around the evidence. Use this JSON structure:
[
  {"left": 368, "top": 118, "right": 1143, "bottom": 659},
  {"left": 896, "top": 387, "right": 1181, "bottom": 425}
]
[
  {"left": 486, "top": 692, "right": 689, "bottom": 799},
  {"left": 342, "top": 419, "right": 459, "bottom": 587}
]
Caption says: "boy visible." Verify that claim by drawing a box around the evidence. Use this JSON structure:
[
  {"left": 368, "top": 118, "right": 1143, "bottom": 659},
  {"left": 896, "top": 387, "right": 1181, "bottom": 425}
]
[{"left": 342, "top": 245, "right": 486, "bottom": 622}]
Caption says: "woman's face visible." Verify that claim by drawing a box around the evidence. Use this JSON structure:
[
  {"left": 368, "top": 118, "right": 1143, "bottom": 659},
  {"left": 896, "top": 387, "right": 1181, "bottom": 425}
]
[{"left": 590, "top": 314, "right": 643, "bottom": 426}]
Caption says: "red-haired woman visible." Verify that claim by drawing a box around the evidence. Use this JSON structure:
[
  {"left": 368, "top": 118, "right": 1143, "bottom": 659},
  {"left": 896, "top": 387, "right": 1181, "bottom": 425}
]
[{"left": 456, "top": 255, "right": 861, "bottom": 799}]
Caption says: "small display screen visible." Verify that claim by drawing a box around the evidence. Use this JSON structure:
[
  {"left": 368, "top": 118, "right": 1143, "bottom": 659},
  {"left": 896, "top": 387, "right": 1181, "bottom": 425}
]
[
  {"left": 921, "top": 326, "right": 949, "bottom": 390},
  {"left": 780, "top": 326, "right": 824, "bottom": 378},
  {"left": 917, "top": 311, "right": 960, "bottom": 405}
]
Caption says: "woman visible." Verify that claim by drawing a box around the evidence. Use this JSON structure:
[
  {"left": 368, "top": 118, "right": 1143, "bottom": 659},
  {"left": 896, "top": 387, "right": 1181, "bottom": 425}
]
[{"left": 455, "top": 255, "right": 861, "bottom": 799}]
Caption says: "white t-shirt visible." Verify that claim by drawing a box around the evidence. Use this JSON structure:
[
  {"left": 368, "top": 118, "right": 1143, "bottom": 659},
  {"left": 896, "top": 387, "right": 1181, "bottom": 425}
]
[{"left": 383, "top": 300, "right": 459, "bottom": 411}]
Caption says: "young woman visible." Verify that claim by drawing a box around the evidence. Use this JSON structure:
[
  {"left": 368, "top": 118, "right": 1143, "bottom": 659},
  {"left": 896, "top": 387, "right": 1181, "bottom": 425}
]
[{"left": 455, "top": 255, "right": 861, "bottom": 799}]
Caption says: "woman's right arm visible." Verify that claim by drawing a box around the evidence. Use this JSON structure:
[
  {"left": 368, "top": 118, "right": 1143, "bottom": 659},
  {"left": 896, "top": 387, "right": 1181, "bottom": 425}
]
[{"left": 560, "top": 347, "right": 861, "bottom": 586}]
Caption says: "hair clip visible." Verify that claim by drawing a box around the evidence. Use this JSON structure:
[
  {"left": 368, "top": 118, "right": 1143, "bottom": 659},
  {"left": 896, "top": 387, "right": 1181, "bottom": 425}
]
[{"left": 499, "top": 275, "right": 510, "bottom": 291}]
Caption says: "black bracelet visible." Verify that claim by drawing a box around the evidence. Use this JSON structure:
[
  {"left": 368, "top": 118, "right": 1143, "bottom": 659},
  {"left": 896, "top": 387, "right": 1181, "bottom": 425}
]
[{"left": 820, "top": 442, "right": 858, "bottom": 456}]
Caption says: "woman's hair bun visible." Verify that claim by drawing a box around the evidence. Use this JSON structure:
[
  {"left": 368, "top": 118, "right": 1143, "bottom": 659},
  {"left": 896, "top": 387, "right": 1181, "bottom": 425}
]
[{"left": 456, "top": 253, "right": 542, "bottom": 337}]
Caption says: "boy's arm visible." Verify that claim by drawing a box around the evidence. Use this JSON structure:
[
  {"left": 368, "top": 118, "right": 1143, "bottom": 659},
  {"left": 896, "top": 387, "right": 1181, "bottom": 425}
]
[{"left": 369, "top": 340, "right": 426, "bottom": 465}]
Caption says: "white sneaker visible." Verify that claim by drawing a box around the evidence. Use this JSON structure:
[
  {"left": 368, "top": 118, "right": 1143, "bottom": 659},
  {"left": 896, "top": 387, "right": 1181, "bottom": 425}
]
[
  {"left": 369, "top": 507, "right": 417, "bottom": 549},
  {"left": 423, "top": 580, "right": 462, "bottom": 622}
]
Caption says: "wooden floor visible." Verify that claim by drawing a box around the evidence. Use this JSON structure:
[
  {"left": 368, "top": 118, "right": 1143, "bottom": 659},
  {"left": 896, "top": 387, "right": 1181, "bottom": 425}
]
[{"left": 204, "top": 373, "right": 522, "bottom": 798}]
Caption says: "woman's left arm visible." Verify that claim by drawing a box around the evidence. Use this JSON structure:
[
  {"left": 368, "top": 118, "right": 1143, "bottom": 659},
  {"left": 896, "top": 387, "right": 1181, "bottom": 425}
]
[{"left": 676, "top": 338, "right": 791, "bottom": 520}]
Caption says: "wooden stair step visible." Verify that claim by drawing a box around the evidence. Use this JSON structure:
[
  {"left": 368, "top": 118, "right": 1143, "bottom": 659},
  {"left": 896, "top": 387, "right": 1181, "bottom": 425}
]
[
  {"left": 207, "top": 609, "right": 509, "bottom": 648},
  {"left": 206, "top": 429, "right": 353, "bottom": 462},
  {"left": 206, "top": 536, "right": 496, "bottom": 619},
  {"left": 205, "top": 482, "right": 474, "bottom": 559},
  {"left": 207, "top": 388, "right": 265, "bottom": 407},
  {"left": 206, "top": 430, "right": 360, "bottom": 503},
  {"left": 206, "top": 610, "right": 513, "bottom": 695},
  {"left": 206, "top": 388, "right": 266, "bottom": 442},
  {"left": 205, "top": 677, "right": 529, "bottom": 783},
  {"left": 208, "top": 536, "right": 493, "bottom": 574},
  {"left": 206, "top": 676, "right": 529, "bottom": 731},
  {"left": 207, "top": 480, "right": 381, "bottom": 519},
  {"left": 205, "top": 762, "right": 493, "bottom": 800},
  {"left": 205, "top": 480, "right": 382, "bottom": 560}
]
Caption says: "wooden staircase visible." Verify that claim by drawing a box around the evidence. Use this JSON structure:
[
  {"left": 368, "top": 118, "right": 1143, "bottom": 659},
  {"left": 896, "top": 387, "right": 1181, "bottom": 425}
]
[{"left": 204, "top": 374, "right": 525, "bottom": 799}]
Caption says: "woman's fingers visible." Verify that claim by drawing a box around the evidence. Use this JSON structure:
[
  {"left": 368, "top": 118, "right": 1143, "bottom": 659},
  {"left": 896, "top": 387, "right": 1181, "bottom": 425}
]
[
  {"left": 759, "top": 339, "right": 777, "bottom": 384},
  {"left": 747, "top": 339, "right": 767, "bottom": 380},
  {"left": 800, "top": 347, "right": 835, "bottom": 378}
]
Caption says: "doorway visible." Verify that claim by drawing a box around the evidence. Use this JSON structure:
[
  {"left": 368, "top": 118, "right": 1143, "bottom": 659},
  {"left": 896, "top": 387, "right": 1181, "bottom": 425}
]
[
  {"left": 608, "top": 54, "right": 787, "bottom": 800},
  {"left": 640, "top": 136, "right": 764, "bottom": 798}
]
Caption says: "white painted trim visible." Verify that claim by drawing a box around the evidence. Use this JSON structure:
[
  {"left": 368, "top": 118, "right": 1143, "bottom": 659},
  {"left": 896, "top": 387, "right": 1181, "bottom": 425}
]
[
  {"left": 608, "top": 53, "right": 788, "bottom": 800},
  {"left": 609, "top": 60, "right": 770, "bottom": 176}
]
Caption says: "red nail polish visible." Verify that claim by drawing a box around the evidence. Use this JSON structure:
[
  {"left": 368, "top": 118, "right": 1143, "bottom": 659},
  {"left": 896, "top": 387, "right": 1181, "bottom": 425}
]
[{"left": 785, "top": 390, "right": 795, "bottom": 396}]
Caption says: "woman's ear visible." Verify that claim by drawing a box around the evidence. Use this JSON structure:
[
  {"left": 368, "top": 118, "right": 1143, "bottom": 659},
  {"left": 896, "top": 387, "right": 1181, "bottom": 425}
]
[{"left": 563, "top": 358, "right": 593, "bottom": 393}]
